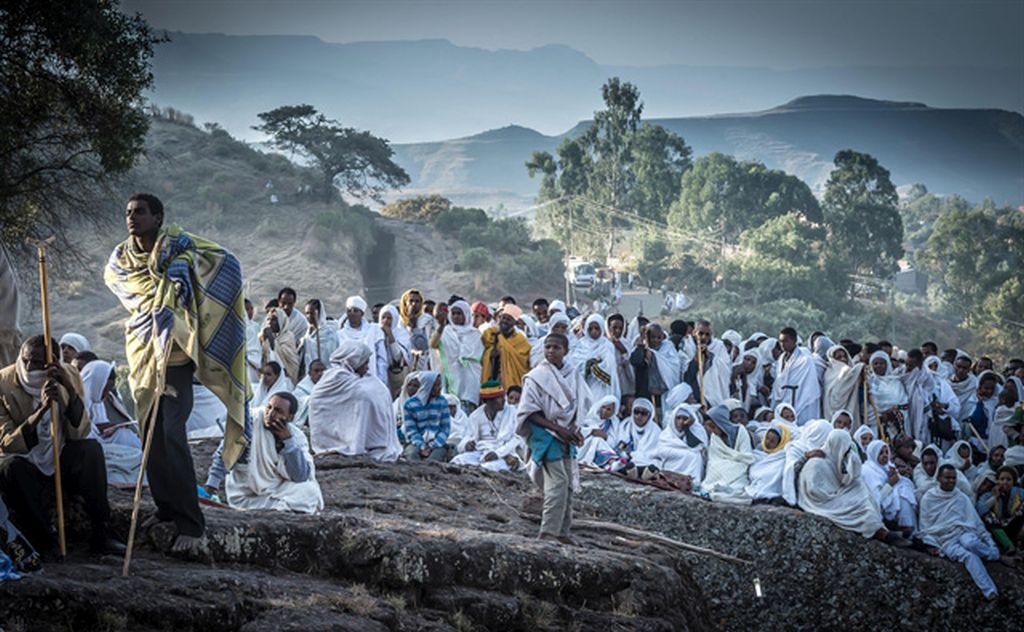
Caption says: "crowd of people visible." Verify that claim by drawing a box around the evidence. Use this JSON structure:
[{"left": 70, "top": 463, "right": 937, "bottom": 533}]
[{"left": 0, "top": 194, "right": 1021, "bottom": 600}]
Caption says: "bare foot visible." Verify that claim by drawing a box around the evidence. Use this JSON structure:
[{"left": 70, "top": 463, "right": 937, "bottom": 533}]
[
  {"left": 170, "top": 534, "right": 211, "bottom": 561},
  {"left": 537, "top": 533, "right": 561, "bottom": 543}
]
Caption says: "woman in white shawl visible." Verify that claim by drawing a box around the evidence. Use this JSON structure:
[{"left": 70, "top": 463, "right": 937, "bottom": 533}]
[
  {"left": 823, "top": 345, "right": 864, "bottom": 423},
  {"left": 250, "top": 361, "right": 294, "bottom": 418},
  {"left": 309, "top": 340, "right": 402, "bottom": 461},
  {"left": 619, "top": 398, "right": 661, "bottom": 469},
  {"left": 913, "top": 443, "right": 973, "bottom": 502},
  {"left": 701, "top": 404, "right": 756, "bottom": 504},
  {"left": 948, "top": 352, "right": 978, "bottom": 423},
  {"left": 444, "top": 393, "right": 473, "bottom": 450},
  {"left": 745, "top": 421, "right": 793, "bottom": 502},
  {"left": 393, "top": 371, "right": 421, "bottom": 440},
  {"left": 291, "top": 358, "right": 326, "bottom": 427},
  {"left": 945, "top": 439, "right": 979, "bottom": 483},
  {"left": 861, "top": 440, "right": 918, "bottom": 532},
  {"left": 656, "top": 404, "right": 707, "bottom": 485},
  {"left": 577, "top": 395, "right": 626, "bottom": 469},
  {"left": 338, "top": 296, "right": 388, "bottom": 385},
  {"left": 868, "top": 351, "right": 908, "bottom": 434},
  {"left": 782, "top": 419, "right": 833, "bottom": 506},
  {"left": 756, "top": 337, "right": 781, "bottom": 407},
  {"left": 260, "top": 308, "right": 301, "bottom": 384},
  {"left": 569, "top": 313, "right": 620, "bottom": 402},
  {"left": 379, "top": 304, "right": 412, "bottom": 396},
  {"left": 79, "top": 361, "right": 143, "bottom": 487},
  {"left": 435, "top": 300, "right": 484, "bottom": 410},
  {"left": 530, "top": 312, "right": 571, "bottom": 368},
  {"left": 226, "top": 394, "right": 324, "bottom": 514},
  {"left": 797, "top": 430, "right": 891, "bottom": 540}
]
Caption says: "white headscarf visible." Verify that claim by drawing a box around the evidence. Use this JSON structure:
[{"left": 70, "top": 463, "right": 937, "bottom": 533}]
[
  {"left": 918, "top": 473, "right": 992, "bottom": 549},
  {"left": 80, "top": 360, "right": 115, "bottom": 427},
  {"left": 59, "top": 332, "right": 90, "bottom": 353}
]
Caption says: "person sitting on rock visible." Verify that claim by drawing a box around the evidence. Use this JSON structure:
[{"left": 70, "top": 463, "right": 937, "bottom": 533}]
[
  {"left": 0, "top": 336, "right": 124, "bottom": 556},
  {"left": 451, "top": 381, "right": 523, "bottom": 472},
  {"left": 797, "top": 429, "right": 910, "bottom": 547},
  {"left": 291, "top": 358, "right": 326, "bottom": 428},
  {"left": 401, "top": 371, "right": 450, "bottom": 462},
  {"left": 860, "top": 440, "right": 918, "bottom": 536},
  {"left": 225, "top": 392, "right": 323, "bottom": 514},
  {"left": 307, "top": 340, "right": 402, "bottom": 462},
  {"left": 701, "top": 404, "right": 756, "bottom": 504},
  {"left": 919, "top": 464, "right": 1005, "bottom": 600}
]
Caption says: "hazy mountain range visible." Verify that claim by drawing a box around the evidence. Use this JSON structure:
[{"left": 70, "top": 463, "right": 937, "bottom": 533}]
[{"left": 148, "top": 32, "right": 1023, "bottom": 208}]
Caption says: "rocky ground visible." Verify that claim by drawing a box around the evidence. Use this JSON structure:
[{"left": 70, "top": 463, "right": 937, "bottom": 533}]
[{"left": 1, "top": 441, "right": 1020, "bottom": 631}]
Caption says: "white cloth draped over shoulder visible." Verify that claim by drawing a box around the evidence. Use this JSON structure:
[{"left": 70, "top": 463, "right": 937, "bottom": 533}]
[
  {"left": 772, "top": 346, "right": 822, "bottom": 425},
  {"left": 569, "top": 314, "right": 621, "bottom": 401},
  {"left": 291, "top": 375, "right": 316, "bottom": 427},
  {"left": 620, "top": 398, "right": 660, "bottom": 467},
  {"left": 250, "top": 371, "right": 294, "bottom": 418},
  {"left": 516, "top": 358, "right": 593, "bottom": 492},
  {"left": 911, "top": 444, "right": 973, "bottom": 502},
  {"left": 302, "top": 300, "right": 340, "bottom": 374},
  {"left": 701, "top": 406, "right": 756, "bottom": 504},
  {"left": 797, "top": 430, "right": 884, "bottom": 538},
  {"left": 918, "top": 484, "right": 994, "bottom": 550},
  {"left": 79, "top": 360, "right": 143, "bottom": 487},
  {"left": 782, "top": 419, "right": 836, "bottom": 506},
  {"left": 822, "top": 346, "right": 864, "bottom": 424},
  {"left": 308, "top": 341, "right": 402, "bottom": 461},
  {"left": 656, "top": 404, "right": 707, "bottom": 484},
  {"left": 700, "top": 338, "right": 733, "bottom": 408},
  {"left": 437, "top": 300, "right": 484, "bottom": 405},
  {"left": 577, "top": 395, "right": 623, "bottom": 466},
  {"left": 226, "top": 411, "right": 323, "bottom": 514},
  {"left": 745, "top": 422, "right": 792, "bottom": 500}
]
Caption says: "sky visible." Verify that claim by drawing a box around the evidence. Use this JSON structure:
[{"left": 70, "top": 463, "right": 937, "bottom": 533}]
[{"left": 122, "top": 0, "right": 1022, "bottom": 70}]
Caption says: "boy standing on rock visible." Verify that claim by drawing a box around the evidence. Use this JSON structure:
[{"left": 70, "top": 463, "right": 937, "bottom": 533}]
[{"left": 516, "top": 333, "right": 591, "bottom": 544}]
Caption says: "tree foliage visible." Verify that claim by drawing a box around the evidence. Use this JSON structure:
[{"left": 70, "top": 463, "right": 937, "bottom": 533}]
[
  {"left": 380, "top": 194, "right": 451, "bottom": 221},
  {"left": 526, "top": 78, "right": 692, "bottom": 260},
  {"left": 254, "top": 104, "right": 409, "bottom": 204},
  {"left": 822, "top": 150, "right": 904, "bottom": 282},
  {"left": 668, "top": 153, "right": 822, "bottom": 243},
  {"left": 0, "top": 0, "right": 162, "bottom": 253}
]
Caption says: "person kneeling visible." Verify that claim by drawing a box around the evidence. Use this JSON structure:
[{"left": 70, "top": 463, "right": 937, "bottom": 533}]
[{"left": 226, "top": 393, "right": 323, "bottom": 514}]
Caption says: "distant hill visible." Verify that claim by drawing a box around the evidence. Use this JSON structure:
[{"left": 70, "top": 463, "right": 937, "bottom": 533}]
[
  {"left": 148, "top": 33, "right": 1023, "bottom": 144},
  {"left": 390, "top": 95, "right": 1024, "bottom": 209}
]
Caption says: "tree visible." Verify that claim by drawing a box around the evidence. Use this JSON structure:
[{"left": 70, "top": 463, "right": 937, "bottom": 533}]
[
  {"left": 726, "top": 212, "right": 847, "bottom": 308},
  {"left": 822, "top": 150, "right": 904, "bottom": 282},
  {"left": 0, "top": 0, "right": 162, "bottom": 253},
  {"left": 919, "top": 200, "right": 1023, "bottom": 356},
  {"left": 254, "top": 104, "right": 409, "bottom": 203},
  {"left": 380, "top": 194, "right": 450, "bottom": 221},
  {"left": 525, "top": 78, "right": 692, "bottom": 260},
  {"left": 668, "top": 153, "right": 821, "bottom": 243}
]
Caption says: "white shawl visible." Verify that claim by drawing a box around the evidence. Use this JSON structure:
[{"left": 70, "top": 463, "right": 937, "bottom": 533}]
[
  {"left": 918, "top": 484, "right": 993, "bottom": 550},
  {"left": 308, "top": 341, "right": 401, "bottom": 461},
  {"left": 569, "top": 314, "right": 621, "bottom": 401},
  {"left": 438, "top": 301, "right": 484, "bottom": 405},
  {"left": 621, "top": 398, "right": 660, "bottom": 467},
  {"left": 702, "top": 410, "right": 756, "bottom": 504},
  {"left": 782, "top": 419, "right": 834, "bottom": 505},
  {"left": 912, "top": 444, "right": 973, "bottom": 502},
  {"left": 250, "top": 371, "right": 294, "bottom": 417},
  {"left": 700, "top": 338, "right": 733, "bottom": 408},
  {"left": 823, "top": 346, "right": 863, "bottom": 423},
  {"left": 797, "top": 430, "right": 884, "bottom": 538},
  {"left": 745, "top": 422, "right": 792, "bottom": 500},
  {"left": 226, "top": 411, "right": 323, "bottom": 514},
  {"left": 772, "top": 346, "right": 822, "bottom": 425},
  {"left": 656, "top": 404, "right": 707, "bottom": 484}
]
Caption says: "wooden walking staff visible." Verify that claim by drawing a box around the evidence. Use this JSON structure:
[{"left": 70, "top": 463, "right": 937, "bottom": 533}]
[
  {"left": 695, "top": 334, "right": 707, "bottom": 410},
  {"left": 30, "top": 236, "right": 66, "bottom": 558},
  {"left": 122, "top": 331, "right": 173, "bottom": 577}
]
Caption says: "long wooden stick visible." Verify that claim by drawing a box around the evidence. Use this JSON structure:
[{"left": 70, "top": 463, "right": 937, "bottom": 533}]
[
  {"left": 36, "top": 243, "right": 65, "bottom": 559},
  {"left": 122, "top": 334, "right": 172, "bottom": 577},
  {"left": 966, "top": 422, "right": 989, "bottom": 454},
  {"left": 695, "top": 336, "right": 707, "bottom": 410}
]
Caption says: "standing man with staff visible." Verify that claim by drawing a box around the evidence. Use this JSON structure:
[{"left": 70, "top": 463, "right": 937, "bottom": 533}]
[{"left": 105, "top": 193, "right": 250, "bottom": 560}]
